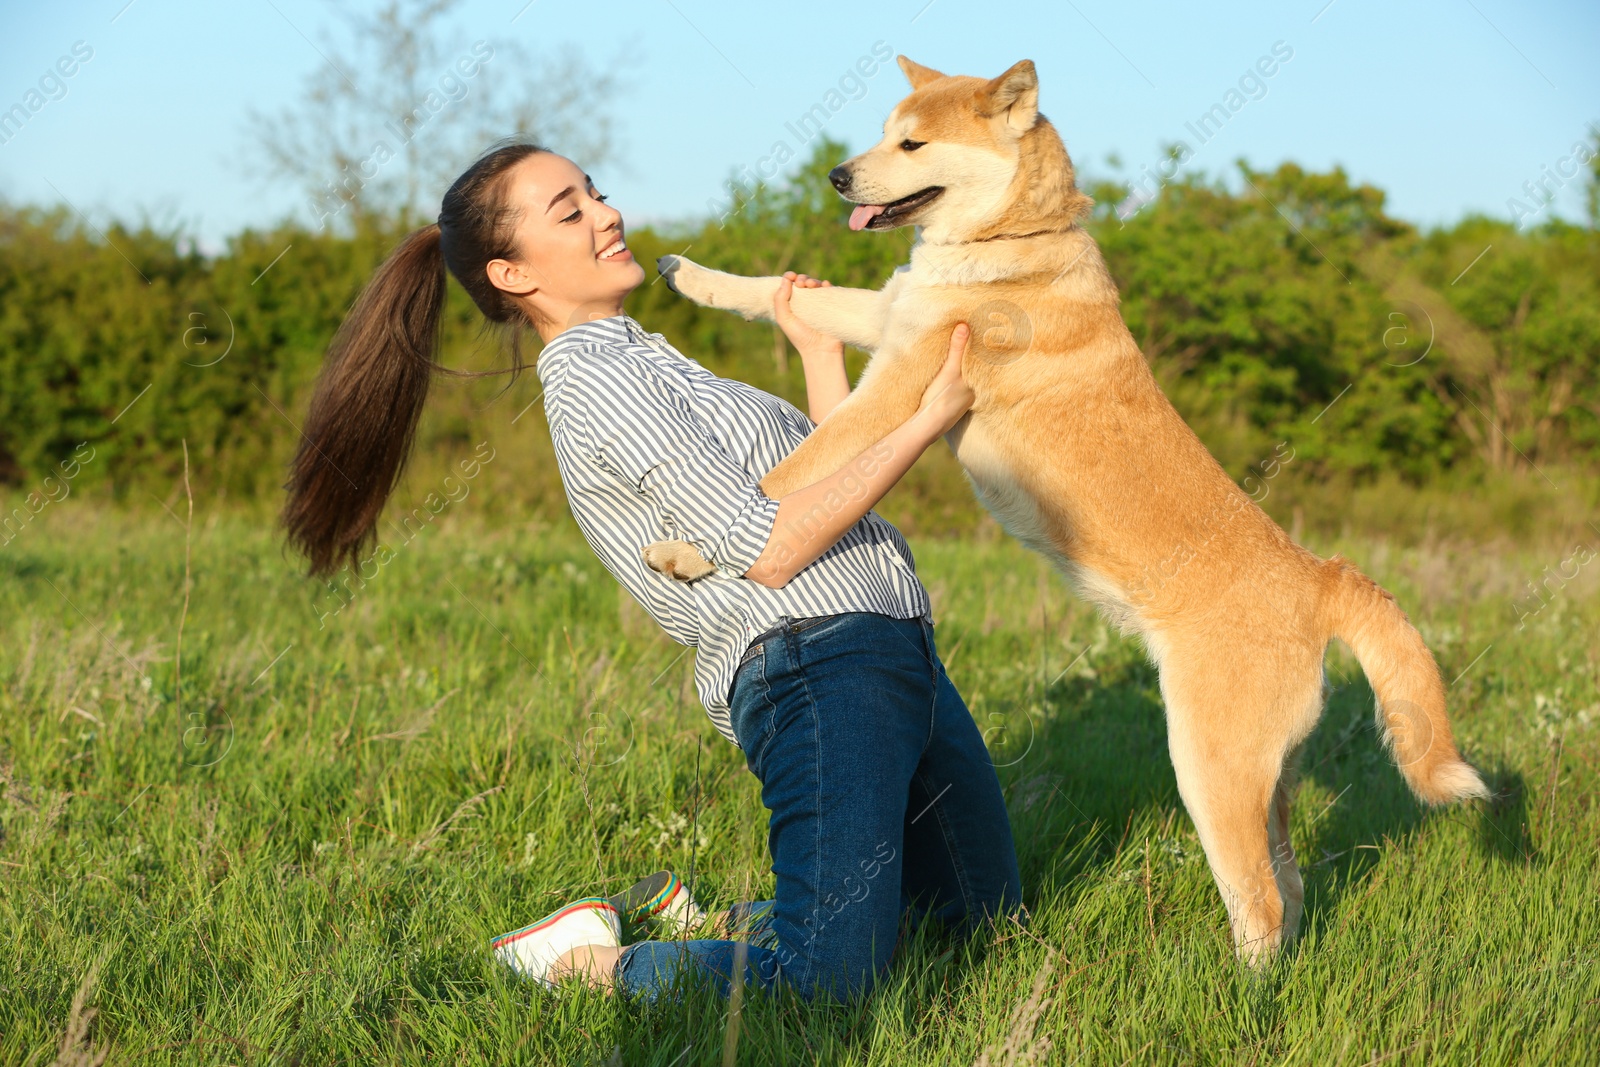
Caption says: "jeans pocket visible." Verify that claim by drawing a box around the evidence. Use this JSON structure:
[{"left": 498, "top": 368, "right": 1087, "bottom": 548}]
[{"left": 786, "top": 614, "right": 835, "bottom": 636}]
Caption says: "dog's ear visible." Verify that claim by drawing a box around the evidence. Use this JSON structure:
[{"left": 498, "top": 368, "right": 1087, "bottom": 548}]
[
  {"left": 983, "top": 59, "right": 1039, "bottom": 133},
  {"left": 897, "top": 55, "right": 946, "bottom": 90}
]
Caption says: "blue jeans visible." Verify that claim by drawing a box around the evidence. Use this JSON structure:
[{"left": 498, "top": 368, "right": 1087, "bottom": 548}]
[{"left": 615, "top": 612, "right": 1022, "bottom": 1001}]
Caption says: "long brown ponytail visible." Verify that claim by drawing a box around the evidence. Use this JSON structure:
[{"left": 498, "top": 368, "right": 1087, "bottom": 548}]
[{"left": 282, "top": 139, "right": 547, "bottom": 577}]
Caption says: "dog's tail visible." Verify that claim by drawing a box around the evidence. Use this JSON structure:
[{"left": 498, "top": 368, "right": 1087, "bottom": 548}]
[{"left": 1320, "top": 555, "right": 1490, "bottom": 805}]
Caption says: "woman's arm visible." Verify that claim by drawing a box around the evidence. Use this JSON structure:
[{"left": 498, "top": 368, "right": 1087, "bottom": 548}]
[
  {"left": 775, "top": 273, "right": 851, "bottom": 423},
  {"left": 744, "top": 322, "right": 972, "bottom": 589}
]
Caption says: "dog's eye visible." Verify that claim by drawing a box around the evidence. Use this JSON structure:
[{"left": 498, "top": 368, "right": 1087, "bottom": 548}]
[{"left": 900, "top": 139, "right": 926, "bottom": 152}]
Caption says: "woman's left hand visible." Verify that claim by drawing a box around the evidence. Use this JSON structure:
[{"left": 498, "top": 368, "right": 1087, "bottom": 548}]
[
  {"left": 774, "top": 272, "right": 843, "bottom": 363},
  {"left": 916, "top": 323, "right": 975, "bottom": 438}
]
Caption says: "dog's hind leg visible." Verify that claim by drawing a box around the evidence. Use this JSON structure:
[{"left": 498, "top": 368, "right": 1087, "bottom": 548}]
[
  {"left": 1170, "top": 721, "right": 1283, "bottom": 965},
  {"left": 1267, "top": 743, "right": 1306, "bottom": 944},
  {"left": 1161, "top": 658, "right": 1321, "bottom": 966}
]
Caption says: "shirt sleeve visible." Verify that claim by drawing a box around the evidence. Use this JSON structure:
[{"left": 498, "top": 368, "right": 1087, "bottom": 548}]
[{"left": 566, "top": 352, "right": 780, "bottom": 577}]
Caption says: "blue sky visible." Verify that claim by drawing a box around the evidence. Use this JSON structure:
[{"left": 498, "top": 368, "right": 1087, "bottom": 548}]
[{"left": 1, "top": 0, "right": 1595, "bottom": 251}]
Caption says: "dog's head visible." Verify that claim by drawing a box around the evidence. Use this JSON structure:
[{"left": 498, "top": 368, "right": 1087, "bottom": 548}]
[{"left": 830, "top": 57, "right": 1091, "bottom": 242}]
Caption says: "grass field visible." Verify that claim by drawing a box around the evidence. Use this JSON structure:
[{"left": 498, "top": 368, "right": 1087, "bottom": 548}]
[{"left": 2, "top": 504, "right": 1597, "bottom": 1065}]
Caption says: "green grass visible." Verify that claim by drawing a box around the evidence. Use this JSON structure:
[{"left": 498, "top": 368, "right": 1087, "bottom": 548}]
[{"left": 1, "top": 505, "right": 1597, "bottom": 1065}]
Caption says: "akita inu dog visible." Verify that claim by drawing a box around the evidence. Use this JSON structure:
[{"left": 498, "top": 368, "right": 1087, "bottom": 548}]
[{"left": 646, "top": 56, "right": 1489, "bottom": 964}]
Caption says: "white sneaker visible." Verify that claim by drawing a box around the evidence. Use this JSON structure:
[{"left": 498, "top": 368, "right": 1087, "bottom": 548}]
[
  {"left": 609, "top": 870, "right": 706, "bottom": 937},
  {"left": 491, "top": 897, "right": 621, "bottom": 987}
]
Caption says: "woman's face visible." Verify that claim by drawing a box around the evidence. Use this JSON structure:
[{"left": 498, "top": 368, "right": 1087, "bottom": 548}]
[{"left": 486, "top": 152, "right": 646, "bottom": 337}]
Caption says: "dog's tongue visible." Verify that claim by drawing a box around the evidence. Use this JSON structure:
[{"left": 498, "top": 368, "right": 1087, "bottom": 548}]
[{"left": 848, "top": 203, "right": 886, "bottom": 231}]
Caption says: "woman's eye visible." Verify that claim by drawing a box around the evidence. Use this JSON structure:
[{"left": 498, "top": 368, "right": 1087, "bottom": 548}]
[
  {"left": 594, "top": 193, "right": 609, "bottom": 203},
  {"left": 561, "top": 209, "right": 581, "bottom": 223},
  {"left": 900, "top": 139, "right": 926, "bottom": 151}
]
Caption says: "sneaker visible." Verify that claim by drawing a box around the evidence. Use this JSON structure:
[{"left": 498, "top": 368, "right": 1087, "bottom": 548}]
[
  {"left": 491, "top": 897, "right": 621, "bottom": 987},
  {"left": 608, "top": 871, "right": 706, "bottom": 937}
]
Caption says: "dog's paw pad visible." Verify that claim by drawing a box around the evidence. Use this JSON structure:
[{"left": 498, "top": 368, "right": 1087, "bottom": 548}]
[
  {"left": 655, "top": 255, "right": 680, "bottom": 291},
  {"left": 655, "top": 256, "right": 716, "bottom": 306}
]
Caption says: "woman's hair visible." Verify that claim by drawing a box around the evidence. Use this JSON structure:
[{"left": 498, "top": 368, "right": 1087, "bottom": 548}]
[{"left": 282, "top": 138, "right": 547, "bottom": 577}]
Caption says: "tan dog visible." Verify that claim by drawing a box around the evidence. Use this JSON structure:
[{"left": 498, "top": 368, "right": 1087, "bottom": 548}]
[{"left": 647, "top": 56, "right": 1489, "bottom": 964}]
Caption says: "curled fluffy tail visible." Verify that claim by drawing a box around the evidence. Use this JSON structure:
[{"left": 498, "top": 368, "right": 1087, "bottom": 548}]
[{"left": 1322, "top": 556, "right": 1490, "bottom": 804}]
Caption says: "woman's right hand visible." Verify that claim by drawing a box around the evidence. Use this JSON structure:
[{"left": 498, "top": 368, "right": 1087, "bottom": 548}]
[
  {"left": 916, "top": 323, "right": 974, "bottom": 437},
  {"left": 774, "top": 272, "right": 841, "bottom": 363}
]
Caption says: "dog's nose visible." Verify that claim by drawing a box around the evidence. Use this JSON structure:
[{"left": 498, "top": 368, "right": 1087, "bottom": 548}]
[{"left": 828, "top": 166, "right": 852, "bottom": 192}]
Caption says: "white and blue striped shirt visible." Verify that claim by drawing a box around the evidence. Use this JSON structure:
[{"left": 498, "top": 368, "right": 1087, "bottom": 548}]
[{"left": 537, "top": 314, "right": 931, "bottom": 744}]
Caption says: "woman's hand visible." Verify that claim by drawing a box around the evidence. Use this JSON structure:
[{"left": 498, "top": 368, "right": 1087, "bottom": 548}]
[
  {"left": 774, "top": 272, "right": 843, "bottom": 364},
  {"left": 915, "top": 323, "right": 974, "bottom": 438},
  {"left": 777, "top": 271, "right": 851, "bottom": 423}
]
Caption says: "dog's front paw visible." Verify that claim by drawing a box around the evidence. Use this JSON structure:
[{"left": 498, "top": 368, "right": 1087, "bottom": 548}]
[
  {"left": 656, "top": 255, "right": 719, "bottom": 308},
  {"left": 642, "top": 539, "right": 717, "bottom": 582}
]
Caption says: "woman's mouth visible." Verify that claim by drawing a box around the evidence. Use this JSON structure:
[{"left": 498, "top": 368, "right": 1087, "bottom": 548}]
[{"left": 597, "top": 238, "right": 632, "bottom": 262}]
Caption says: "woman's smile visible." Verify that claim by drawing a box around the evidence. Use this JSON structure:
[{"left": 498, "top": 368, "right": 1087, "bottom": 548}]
[{"left": 597, "top": 235, "right": 632, "bottom": 262}]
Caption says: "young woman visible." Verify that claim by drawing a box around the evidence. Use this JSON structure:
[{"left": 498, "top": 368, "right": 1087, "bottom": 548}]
[{"left": 282, "top": 139, "right": 1022, "bottom": 1002}]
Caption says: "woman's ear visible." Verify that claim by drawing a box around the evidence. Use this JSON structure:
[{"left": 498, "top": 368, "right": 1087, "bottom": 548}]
[{"left": 485, "top": 257, "right": 537, "bottom": 298}]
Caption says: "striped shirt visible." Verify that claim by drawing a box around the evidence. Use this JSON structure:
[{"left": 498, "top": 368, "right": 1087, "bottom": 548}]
[{"left": 537, "top": 314, "right": 931, "bottom": 744}]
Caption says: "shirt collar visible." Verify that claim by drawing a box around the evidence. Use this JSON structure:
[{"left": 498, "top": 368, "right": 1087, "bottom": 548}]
[
  {"left": 536, "top": 313, "right": 661, "bottom": 384},
  {"left": 547, "top": 313, "right": 661, "bottom": 346}
]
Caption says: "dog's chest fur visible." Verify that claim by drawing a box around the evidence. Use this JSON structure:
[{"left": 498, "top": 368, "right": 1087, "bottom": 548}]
[
  {"left": 946, "top": 416, "right": 1052, "bottom": 554},
  {"left": 877, "top": 249, "right": 1149, "bottom": 639},
  {"left": 952, "top": 414, "right": 1148, "bottom": 636},
  {"left": 876, "top": 257, "right": 1057, "bottom": 557}
]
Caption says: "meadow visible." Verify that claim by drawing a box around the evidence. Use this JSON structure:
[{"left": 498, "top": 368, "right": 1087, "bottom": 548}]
[
  {"left": 3, "top": 134, "right": 1599, "bottom": 1066},
  {"left": 2, "top": 492, "right": 1597, "bottom": 1065}
]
